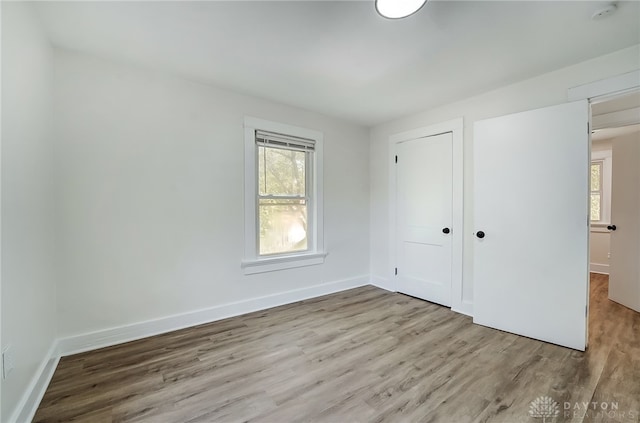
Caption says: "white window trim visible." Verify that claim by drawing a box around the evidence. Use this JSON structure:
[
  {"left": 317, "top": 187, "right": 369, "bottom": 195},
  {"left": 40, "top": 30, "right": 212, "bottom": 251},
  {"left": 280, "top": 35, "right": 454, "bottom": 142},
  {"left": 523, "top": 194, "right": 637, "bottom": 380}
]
[
  {"left": 590, "top": 149, "right": 612, "bottom": 227},
  {"left": 242, "top": 117, "right": 325, "bottom": 275}
]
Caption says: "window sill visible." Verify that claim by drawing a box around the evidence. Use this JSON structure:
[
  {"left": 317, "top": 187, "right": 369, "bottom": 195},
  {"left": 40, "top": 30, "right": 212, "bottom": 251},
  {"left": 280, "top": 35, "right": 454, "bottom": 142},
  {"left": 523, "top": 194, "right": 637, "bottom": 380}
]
[{"left": 241, "top": 252, "right": 327, "bottom": 275}]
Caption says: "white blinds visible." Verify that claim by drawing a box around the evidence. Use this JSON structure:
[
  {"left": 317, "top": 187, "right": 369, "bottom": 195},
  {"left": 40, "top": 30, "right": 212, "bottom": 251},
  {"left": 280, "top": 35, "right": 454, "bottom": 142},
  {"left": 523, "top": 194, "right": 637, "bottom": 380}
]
[{"left": 255, "top": 130, "right": 315, "bottom": 152}]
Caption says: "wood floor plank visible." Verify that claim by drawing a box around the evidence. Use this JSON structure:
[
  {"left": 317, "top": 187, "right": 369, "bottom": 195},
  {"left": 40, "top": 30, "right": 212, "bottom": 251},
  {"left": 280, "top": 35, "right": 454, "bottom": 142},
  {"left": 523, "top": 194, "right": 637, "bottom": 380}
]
[{"left": 34, "top": 276, "right": 640, "bottom": 422}]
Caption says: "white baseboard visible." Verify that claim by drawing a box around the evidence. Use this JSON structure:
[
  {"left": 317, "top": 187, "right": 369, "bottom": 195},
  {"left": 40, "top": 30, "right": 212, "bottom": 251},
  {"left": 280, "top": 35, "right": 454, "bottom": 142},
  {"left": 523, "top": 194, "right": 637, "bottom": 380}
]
[
  {"left": 590, "top": 263, "right": 610, "bottom": 275},
  {"left": 371, "top": 275, "right": 474, "bottom": 317},
  {"left": 452, "top": 300, "right": 474, "bottom": 317},
  {"left": 12, "top": 273, "right": 478, "bottom": 421},
  {"left": 57, "top": 275, "right": 369, "bottom": 357},
  {"left": 9, "top": 276, "right": 370, "bottom": 422},
  {"left": 370, "top": 275, "right": 394, "bottom": 292},
  {"left": 9, "top": 341, "right": 60, "bottom": 423}
]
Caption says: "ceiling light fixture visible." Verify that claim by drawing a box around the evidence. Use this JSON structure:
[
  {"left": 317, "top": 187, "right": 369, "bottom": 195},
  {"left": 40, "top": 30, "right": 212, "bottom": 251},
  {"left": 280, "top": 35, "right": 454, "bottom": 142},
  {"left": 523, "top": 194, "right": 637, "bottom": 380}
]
[{"left": 375, "top": 0, "right": 427, "bottom": 19}]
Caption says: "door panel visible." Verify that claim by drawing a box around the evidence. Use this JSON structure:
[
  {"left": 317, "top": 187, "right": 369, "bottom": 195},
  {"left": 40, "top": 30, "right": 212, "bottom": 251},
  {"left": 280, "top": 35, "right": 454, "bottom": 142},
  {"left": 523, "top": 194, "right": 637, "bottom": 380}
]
[
  {"left": 473, "top": 101, "right": 590, "bottom": 351},
  {"left": 609, "top": 132, "right": 640, "bottom": 312},
  {"left": 396, "top": 132, "right": 453, "bottom": 306}
]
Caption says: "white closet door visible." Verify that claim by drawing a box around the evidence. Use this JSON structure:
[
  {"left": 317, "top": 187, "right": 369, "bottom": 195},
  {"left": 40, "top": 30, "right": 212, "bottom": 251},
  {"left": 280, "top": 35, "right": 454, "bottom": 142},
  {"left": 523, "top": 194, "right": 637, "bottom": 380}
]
[{"left": 396, "top": 132, "right": 453, "bottom": 307}]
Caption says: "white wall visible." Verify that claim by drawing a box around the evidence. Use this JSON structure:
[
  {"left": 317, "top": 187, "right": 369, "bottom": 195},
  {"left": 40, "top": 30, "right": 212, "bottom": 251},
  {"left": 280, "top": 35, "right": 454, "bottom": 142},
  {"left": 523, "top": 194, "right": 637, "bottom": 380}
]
[
  {"left": 1, "top": 3, "right": 57, "bottom": 422},
  {"left": 590, "top": 231, "right": 610, "bottom": 273},
  {"left": 54, "top": 50, "right": 370, "bottom": 339},
  {"left": 370, "top": 45, "right": 640, "bottom": 314},
  {"left": 592, "top": 139, "right": 613, "bottom": 153}
]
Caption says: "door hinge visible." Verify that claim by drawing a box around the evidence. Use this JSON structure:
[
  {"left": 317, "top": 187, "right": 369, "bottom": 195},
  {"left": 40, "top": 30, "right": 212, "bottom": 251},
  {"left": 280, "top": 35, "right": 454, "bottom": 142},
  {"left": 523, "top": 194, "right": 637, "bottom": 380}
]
[
  {"left": 394, "top": 267, "right": 398, "bottom": 275},
  {"left": 586, "top": 305, "right": 588, "bottom": 317},
  {"left": 587, "top": 122, "right": 590, "bottom": 134},
  {"left": 395, "top": 155, "right": 398, "bottom": 163}
]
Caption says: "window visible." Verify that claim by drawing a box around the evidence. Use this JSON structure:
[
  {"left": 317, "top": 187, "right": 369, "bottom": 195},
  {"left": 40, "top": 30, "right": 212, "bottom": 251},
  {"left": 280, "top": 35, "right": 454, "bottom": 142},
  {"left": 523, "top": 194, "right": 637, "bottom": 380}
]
[
  {"left": 242, "top": 117, "right": 325, "bottom": 274},
  {"left": 590, "top": 161, "right": 603, "bottom": 222},
  {"left": 590, "top": 149, "right": 612, "bottom": 226},
  {"left": 257, "top": 131, "right": 312, "bottom": 255}
]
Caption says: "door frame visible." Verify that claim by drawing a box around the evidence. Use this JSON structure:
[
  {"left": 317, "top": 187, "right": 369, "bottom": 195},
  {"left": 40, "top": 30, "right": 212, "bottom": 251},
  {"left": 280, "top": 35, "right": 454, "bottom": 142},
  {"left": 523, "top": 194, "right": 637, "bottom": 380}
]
[
  {"left": 388, "top": 118, "right": 465, "bottom": 313},
  {"left": 568, "top": 70, "right": 640, "bottom": 103},
  {"left": 587, "top": 89, "right": 640, "bottom": 275},
  {"left": 568, "top": 72, "right": 640, "bottom": 342}
]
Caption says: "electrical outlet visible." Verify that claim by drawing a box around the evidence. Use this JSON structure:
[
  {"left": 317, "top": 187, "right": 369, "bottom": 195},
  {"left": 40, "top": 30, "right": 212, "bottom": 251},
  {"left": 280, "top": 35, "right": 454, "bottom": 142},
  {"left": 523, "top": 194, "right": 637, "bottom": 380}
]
[{"left": 2, "top": 346, "right": 15, "bottom": 379}]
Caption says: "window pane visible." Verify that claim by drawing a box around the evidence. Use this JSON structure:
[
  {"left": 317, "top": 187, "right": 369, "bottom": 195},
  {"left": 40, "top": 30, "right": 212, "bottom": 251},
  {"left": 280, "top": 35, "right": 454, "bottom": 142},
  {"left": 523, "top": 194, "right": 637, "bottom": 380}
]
[
  {"left": 258, "top": 145, "right": 306, "bottom": 196},
  {"left": 258, "top": 146, "right": 266, "bottom": 195},
  {"left": 591, "top": 193, "right": 601, "bottom": 221},
  {"left": 259, "top": 199, "right": 308, "bottom": 255},
  {"left": 591, "top": 163, "right": 601, "bottom": 191}
]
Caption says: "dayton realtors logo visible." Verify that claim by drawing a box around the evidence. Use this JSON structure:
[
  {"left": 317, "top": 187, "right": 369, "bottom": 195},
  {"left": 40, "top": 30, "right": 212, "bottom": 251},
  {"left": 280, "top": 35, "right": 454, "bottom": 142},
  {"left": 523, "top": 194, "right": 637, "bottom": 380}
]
[
  {"left": 564, "top": 400, "right": 638, "bottom": 420},
  {"left": 529, "top": 396, "right": 560, "bottom": 422},
  {"left": 529, "top": 396, "right": 639, "bottom": 421}
]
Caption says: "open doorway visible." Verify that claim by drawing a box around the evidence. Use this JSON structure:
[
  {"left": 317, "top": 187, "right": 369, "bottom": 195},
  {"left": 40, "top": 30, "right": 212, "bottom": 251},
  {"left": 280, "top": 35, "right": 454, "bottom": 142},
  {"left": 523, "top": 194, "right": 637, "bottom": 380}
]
[{"left": 589, "top": 90, "right": 640, "bottom": 318}]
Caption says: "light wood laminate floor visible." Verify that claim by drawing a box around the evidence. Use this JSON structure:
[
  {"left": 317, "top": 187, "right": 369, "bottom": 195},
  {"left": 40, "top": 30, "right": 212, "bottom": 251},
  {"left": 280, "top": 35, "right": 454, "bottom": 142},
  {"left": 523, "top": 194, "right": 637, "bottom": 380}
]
[{"left": 34, "top": 274, "right": 640, "bottom": 422}]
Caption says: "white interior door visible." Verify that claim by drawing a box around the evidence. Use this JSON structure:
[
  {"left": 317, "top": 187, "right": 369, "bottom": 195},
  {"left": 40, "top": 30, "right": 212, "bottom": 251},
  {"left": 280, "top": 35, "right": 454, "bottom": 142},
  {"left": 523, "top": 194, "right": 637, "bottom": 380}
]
[
  {"left": 474, "top": 101, "right": 590, "bottom": 351},
  {"left": 609, "top": 131, "right": 640, "bottom": 312},
  {"left": 396, "top": 132, "right": 453, "bottom": 307}
]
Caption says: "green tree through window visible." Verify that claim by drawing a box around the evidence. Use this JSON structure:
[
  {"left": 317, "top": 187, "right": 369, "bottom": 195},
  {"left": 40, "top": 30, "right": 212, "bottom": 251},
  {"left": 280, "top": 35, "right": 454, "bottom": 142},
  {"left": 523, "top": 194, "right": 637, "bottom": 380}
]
[{"left": 257, "top": 144, "right": 310, "bottom": 255}]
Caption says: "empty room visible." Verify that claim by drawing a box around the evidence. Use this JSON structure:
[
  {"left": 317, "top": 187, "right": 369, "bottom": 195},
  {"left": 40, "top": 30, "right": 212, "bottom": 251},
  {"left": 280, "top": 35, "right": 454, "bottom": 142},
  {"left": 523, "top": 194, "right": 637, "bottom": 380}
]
[{"left": 2, "top": 0, "right": 640, "bottom": 422}]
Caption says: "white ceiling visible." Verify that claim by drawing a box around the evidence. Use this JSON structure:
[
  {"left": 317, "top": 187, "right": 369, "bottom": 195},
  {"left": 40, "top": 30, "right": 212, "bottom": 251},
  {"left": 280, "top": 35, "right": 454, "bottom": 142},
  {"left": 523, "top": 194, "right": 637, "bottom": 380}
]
[
  {"left": 34, "top": 1, "right": 640, "bottom": 126},
  {"left": 592, "top": 124, "right": 640, "bottom": 141}
]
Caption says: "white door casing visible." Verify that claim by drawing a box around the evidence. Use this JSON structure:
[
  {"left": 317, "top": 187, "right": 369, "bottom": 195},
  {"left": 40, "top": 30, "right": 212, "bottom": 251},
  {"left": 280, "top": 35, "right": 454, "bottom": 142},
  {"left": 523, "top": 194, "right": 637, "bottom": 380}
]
[
  {"left": 473, "top": 100, "right": 590, "bottom": 351},
  {"left": 609, "top": 131, "right": 640, "bottom": 313},
  {"left": 388, "top": 118, "right": 464, "bottom": 314},
  {"left": 395, "top": 133, "right": 453, "bottom": 306}
]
